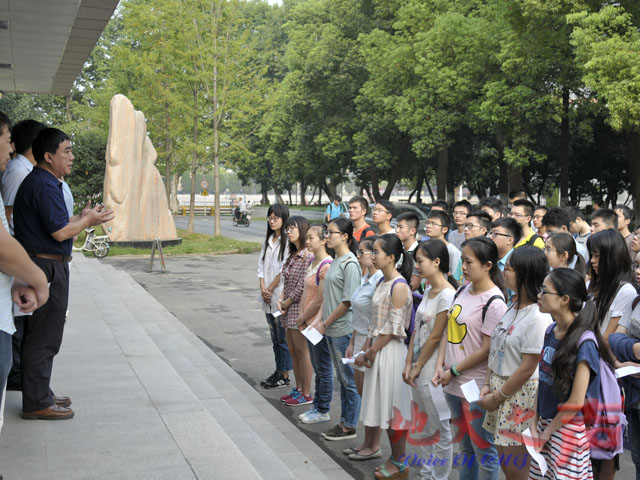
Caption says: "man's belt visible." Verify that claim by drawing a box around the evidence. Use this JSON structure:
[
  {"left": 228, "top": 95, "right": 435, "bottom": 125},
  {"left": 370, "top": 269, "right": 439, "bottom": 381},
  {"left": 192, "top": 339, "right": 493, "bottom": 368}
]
[{"left": 28, "top": 252, "right": 72, "bottom": 262}]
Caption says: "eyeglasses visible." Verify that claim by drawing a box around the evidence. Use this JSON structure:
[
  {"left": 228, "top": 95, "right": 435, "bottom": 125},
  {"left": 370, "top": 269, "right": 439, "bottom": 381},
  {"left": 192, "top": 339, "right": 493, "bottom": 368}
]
[
  {"left": 285, "top": 226, "right": 298, "bottom": 233},
  {"left": 357, "top": 250, "right": 373, "bottom": 257},
  {"left": 324, "top": 230, "right": 342, "bottom": 238},
  {"left": 538, "top": 288, "right": 563, "bottom": 297},
  {"left": 509, "top": 212, "right": 528, "bottom": 218},
  {"left": 464, "top": 223, "right": 482, "bottom": 230},
  {"left": 453, "top": 210, "right": 468, "bottom": 216},
  {"left": 267, "top": 216, "right": 281, "bottom": 222},
  {"left": 372, "top": 207, "right": 390, "bottom": 214},
  {"left": 489, "top": 231, "right": 512, "bottom": 239},
  {"left": 426, "top": 221, "right": 443, "bottom": 228}
]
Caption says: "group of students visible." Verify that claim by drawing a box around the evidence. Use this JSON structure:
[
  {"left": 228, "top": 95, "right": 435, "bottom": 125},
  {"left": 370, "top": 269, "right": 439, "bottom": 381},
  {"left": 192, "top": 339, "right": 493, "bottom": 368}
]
[{"left": 256, "top": 194, "right": 640, "bottom": 480}]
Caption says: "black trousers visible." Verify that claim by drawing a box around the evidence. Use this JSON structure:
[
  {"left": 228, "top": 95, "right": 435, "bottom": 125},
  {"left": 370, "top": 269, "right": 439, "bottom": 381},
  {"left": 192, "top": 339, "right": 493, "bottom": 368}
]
[
  {"left": 21, "top": 257, "right": 69, "bottom": 412},
  {"left": 6, "top": 315, "right": 23, "bottom": 390}
]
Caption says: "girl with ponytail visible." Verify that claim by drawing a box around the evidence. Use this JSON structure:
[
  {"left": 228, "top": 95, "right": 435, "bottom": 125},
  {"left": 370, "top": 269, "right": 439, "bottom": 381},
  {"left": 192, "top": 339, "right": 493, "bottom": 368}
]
[
  {"left": 530, "top": 268, "right": 614, "bottom": 479},
  {"left": 354, "top": 234, "right": 414, "bottom": 478},
  {"left": 435, "top": 236, "right": 507, "bottom": 480},
  {"left": 402, "top": 239, "right": 457, "bottom": 479},
  {"left": 303, "top": 218, "right": 362, "bottom": 438}
]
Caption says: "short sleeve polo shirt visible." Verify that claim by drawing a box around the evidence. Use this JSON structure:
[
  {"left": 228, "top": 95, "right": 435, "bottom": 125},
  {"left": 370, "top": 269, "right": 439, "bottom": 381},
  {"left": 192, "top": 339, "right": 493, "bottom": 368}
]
[{"left": 14, "top": 166, "right": 72, "bottom": 255}]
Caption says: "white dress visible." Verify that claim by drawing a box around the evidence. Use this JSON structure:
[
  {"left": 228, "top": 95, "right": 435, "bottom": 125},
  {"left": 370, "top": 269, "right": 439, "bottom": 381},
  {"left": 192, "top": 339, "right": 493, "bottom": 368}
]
[{"left": 361, "top": 277, "right": 412, "bottom": 429}]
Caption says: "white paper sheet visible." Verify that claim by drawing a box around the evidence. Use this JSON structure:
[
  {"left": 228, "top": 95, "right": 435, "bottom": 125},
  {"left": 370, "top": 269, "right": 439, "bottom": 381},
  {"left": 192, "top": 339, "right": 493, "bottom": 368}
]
[
  {"left": 272, "top": 310, "right": 282, "bottom": 318},
  {"left": 341, "top": 351, "right": 366, "bottom": 364},
  {"left": 460, "top": 379, "right": 480, "bottom": 403},
  {"left": 522, "top": 428, "right": 548, "bottom": 476},
  {"left": 428, "top": 384, "right": 451, "bottom": 420},
  {"left": 616, "top": 365, "right": 640, "bottom": 378},
  {"left": 302, "top": 326, "right": 323, "bottom": 345}
]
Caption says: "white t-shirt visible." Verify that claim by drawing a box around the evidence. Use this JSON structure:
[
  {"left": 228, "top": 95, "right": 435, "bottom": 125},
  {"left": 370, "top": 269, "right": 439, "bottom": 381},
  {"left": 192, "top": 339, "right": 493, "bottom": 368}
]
[
  {"left": 619, "top": 299, "right": 640, "bottom": 339},
  {"left": 601, "top": 283, "right": 637, "bottom": 335},
  {"left": 413, "top": 287, "right": 455, "bottom": 382},
  {"left": 447, "top": 243, "right": 461, "bottom": 276},
  {"left": 488, "top": 303, "right": 552, "bottom": 378}
]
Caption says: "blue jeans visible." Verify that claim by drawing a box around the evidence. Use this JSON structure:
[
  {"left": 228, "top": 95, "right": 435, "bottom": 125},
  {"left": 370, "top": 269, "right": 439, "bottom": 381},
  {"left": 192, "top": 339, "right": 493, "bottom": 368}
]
[
  {"left": 327, "top": 334, "right": 361, "bottom": 429},
  {"left": 445, "top": 392, "right": 499, "bottom": 480},
  {"left": 265, "top": 313, "right": 291, "bottom": 373},
  {"left": 628, "top": 408, "right": 640, "bottom": 480},
  {"left": 307, "top": 336, "right": 333, "bottom": 413}
]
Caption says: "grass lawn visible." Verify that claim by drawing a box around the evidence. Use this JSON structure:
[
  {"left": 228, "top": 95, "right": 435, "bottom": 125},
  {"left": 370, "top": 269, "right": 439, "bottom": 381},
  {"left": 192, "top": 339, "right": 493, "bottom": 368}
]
[{"left": 74, "top": 228, "right": 261, "bottom": 257}]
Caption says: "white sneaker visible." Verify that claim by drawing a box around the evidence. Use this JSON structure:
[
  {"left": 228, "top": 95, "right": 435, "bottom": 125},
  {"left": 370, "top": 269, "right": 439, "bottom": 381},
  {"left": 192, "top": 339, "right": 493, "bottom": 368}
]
[
  {"left": 300, "top": 409, "right": 330, "bottom": 424},
  {"left": 298, "top": 407, "right": 316, "bottom": 421}
]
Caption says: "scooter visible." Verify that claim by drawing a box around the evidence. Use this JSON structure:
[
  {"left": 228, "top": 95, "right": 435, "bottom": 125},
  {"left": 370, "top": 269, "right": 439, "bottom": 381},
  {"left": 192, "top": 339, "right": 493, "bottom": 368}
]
[
  {"left": 233, "top": 208, "right": 251, "bottom": 227},
  {"left": 73, "top": 228, "right": 110, "bottom": 258}
]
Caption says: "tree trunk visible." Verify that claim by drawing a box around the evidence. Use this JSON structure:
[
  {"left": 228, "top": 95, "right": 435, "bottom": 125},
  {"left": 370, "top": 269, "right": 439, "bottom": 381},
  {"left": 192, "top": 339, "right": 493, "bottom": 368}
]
[
  {"left": 288, "top": 189, "right": 292, "bottom": 205},
  {"left": 261, "top": 183, "right": 269, "bottom": 205},
  {"left": 273, "top": 185, "right": 285, "bottom": 205},
  {"left": 300, "top": 182, "right": 307, "bottom": 206},
  {"left": 370, "top": 166, "right": 381, "bottom": 201},
  {"left": 426, "top": 176, "right": 436, "bottom": 203},
  {"left": 494, "top": 128, "right": 508, "bottom": 198},
  {"left": 188, "top": 87, "right": 198, "bottom": 234},
  {"left": 170, "top": 173, "right": 179, "bottom": 213},
  {"left": 65, "top": 93, "right": 72, "bottom": 123},
  {"left": 559, "top": 88, "right": 570, "bottom": 207},
  {"left": 437, "top": 148, "right": 448, "bottom": 200},
  {"left": 508, "top": 165, "right": 523, "bottom": 192},
  {"left": 164, "top": 103, "right": 172, "bottom": 205}
]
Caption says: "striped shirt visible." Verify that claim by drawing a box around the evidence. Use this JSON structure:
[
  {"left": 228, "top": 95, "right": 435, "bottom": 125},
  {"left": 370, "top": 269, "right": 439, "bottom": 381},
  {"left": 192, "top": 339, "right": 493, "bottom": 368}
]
[{"left": 0, "top": 194, "right": 14, "bottom": 335}]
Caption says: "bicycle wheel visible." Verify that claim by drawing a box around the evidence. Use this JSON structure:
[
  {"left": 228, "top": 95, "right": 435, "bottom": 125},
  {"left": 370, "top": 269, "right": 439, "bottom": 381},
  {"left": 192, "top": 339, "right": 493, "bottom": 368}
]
[{"left": 94, "top": 243, "right": 110, "bottom": 258}]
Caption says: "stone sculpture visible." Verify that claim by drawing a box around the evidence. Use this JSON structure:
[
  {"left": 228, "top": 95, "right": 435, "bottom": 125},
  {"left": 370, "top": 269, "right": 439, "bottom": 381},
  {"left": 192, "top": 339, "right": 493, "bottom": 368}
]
[{"left": 103, "top": 94, "right": 178, "bottom": 242}]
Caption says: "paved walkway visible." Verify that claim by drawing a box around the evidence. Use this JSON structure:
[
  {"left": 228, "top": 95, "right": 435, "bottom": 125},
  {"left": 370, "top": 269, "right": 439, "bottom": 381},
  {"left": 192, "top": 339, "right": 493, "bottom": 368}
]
[{"left": 0, "top": 255, "right": 350, "bottom": 480}]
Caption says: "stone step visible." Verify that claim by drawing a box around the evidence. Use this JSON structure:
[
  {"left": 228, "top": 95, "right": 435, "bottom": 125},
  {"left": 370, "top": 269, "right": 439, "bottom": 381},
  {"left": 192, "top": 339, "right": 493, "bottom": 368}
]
[{"left": 86, "top": 258, "right": 349, "bottom": 479}]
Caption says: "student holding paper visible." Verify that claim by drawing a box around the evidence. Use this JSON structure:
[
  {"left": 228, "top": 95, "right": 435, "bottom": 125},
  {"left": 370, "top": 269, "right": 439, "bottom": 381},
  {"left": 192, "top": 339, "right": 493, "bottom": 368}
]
[
  {"left": 478, "top": 247, "right": 552, "bottom": 480},
  {"left": 343, "top": 235, "right": 384, "bottom": 460},
  {"left": 403, "top": 239, "right": 457, "bottom": 480},
  {"left": 436, "top": 237, "right": 507, "bottom": 480},
  {"left": 277, "top": 216, "right": 314, "bottom": 407},
  {"left": 529, "top": 268, "right": 608, "bottom": 479},
  {"left": 309, "top": 218, "right": 362, "bottom": 439},
  {"left": 295, "top": 225, "right": 333, "bottom": 420},
  {"left": 356, "top": 234, "right": 413, "bottom": 478}
]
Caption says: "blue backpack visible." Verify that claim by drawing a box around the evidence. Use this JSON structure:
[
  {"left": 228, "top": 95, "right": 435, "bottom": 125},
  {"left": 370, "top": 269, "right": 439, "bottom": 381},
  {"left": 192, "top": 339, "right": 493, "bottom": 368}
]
[{"left": 545, "top": 324, "right": 627, "bottom": 460}]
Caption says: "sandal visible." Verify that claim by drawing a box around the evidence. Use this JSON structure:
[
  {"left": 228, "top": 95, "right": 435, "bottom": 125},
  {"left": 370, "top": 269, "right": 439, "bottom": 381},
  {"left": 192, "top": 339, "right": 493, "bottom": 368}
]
[{"left": 374, "top": 458, "right": 409, "bottom": 479}]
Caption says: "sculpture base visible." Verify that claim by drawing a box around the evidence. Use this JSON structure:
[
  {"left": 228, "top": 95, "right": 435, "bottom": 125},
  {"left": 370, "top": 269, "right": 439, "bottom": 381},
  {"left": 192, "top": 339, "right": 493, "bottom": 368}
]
[{"left": 110, "top": 239, "right": 183, "bottom": 249}]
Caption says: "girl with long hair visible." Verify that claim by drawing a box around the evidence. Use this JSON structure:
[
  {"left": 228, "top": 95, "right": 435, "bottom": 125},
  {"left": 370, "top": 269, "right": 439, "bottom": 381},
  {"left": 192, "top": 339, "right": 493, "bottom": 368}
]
[
  {"left": 530, "top": 268, "right": 616, "bottom": 479},
  {"left": 304, "top": 218, "right": 362, "bottom": 439},
  {"left": 402, "top": 239, "right": 457, "bottom": 480},
  {"left": 544, "top": 232, "right": 586, "bottom": 276},
  {"left": 479, "top": 247, "right": 552, "bottom": 480},
  {"left": 343, "top": 235, "right": 384, "bottom": 461},
  {"left": 587, "top": 229, "right": 636, "bottom": 340},
  {"left": 436, "top": 236, "right": 508, "bottom": 480},
  {"left": 257, "top": 203, "right": 292, "bottom": 389},
  {"left": 356, "top": 234, "right": 414, "bottom": 479},
  {"left": 293, "top": 225, "right": 334, "bottom": 421},
  {"left": 277, "top": 216, "right": 314, "bottom": 406}
]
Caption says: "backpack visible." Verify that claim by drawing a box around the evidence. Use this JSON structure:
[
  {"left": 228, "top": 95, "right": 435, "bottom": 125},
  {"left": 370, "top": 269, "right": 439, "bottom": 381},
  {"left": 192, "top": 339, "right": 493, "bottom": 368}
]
[
  {"left": 315, "top": 258, "right": 333, "bottom": 286},
  {"left": 544, "top": 324, "right": 627, "bottom": 460},
  {"left": 452, "top": 284, "right": 504, "bottom": 324},
  {"left": 360, "top": 226, "right": 375, "bottom": 239},
  {"left": 378, "top": 276, "right": 422, "bottom": 345}
]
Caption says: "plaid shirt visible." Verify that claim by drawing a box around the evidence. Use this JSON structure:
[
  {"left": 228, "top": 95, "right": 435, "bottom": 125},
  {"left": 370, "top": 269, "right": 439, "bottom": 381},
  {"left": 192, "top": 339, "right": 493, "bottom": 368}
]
[{"left": 281, "top": 247, "right": 313, "bottom": 327}]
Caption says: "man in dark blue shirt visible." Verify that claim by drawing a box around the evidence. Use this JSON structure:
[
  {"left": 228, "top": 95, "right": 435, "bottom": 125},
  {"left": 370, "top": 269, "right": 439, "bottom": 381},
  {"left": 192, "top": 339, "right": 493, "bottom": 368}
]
[{"left": 13, "top": 128, "right": 113, "bottom": 420}]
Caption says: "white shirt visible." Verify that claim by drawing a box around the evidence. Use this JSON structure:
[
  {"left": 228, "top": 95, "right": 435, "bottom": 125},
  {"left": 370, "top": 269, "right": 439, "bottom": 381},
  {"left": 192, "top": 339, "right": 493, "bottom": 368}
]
[
  {"left": 257, "top": 234, "right": 289, "bottom": 314},
  {"left": 0, "top": 194, "right": 14, "bottom": 335},
  {"left": 0, "top": 154, "right": 33, "bottom": 234},
  {"left": 601, "top": 283, "right": 637, "bottom": 335},
  {"left": 488, "top": 303, "right": 552, "bottom": 378},
  {"left": 447, "top": 243, "right": 461, "bottom": 276}
]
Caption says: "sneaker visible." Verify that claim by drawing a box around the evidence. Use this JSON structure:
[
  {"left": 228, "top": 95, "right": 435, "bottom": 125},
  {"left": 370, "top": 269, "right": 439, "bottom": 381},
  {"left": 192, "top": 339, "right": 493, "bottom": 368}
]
[
  {"left": 260, "top": 370, "right": 278, "bottom": 387},
  {"left": 298, "top": 407, "right": 316, "bottom": 421},
  {"left": 324, "top": 427, "right": 357, "bottom": 441},
  {"left": 284, "top": 392, "right": 313, "bottom": 407},
  {"left": 280, "top": 387, "right": 299, "bottom": 403},
  {"left": 322, "top": 424, "right": 343, "bottom": 438},
  {"left": 300, "top": 408, "right": 330, "bottom": 424},
  {"left": 263, "top": 371, "right": 290, "bottom": 389}
]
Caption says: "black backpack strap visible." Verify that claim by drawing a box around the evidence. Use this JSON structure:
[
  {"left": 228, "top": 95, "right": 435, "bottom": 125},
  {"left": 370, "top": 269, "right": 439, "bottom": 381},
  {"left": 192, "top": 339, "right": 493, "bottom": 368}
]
[
  {"left": 525, "top": 233, "right": 541, "bottom": 247},
  {"left": 481, "top": 295, "right": 505, "bottom": 323},
  {"left": 633, "top": 295, "right": 640, "bottom": 311},
  {"left": 361, "top": 226, "right": 375, "bottom": 238},
  {"left": 452, "top": 284, "right": 468, "bottom": 302}
]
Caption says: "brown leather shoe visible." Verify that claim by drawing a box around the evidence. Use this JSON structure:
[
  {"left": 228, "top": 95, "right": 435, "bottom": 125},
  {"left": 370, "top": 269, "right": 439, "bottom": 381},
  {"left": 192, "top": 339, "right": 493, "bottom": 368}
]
[
  {"left": 23, "top": 404, "right": 74, "bottom": 420},
  {"left": 54, "top": 396, "right": 71, "bottom": 408}
]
